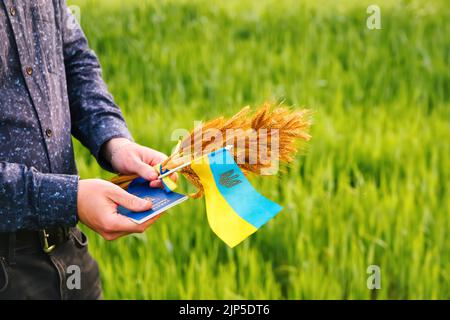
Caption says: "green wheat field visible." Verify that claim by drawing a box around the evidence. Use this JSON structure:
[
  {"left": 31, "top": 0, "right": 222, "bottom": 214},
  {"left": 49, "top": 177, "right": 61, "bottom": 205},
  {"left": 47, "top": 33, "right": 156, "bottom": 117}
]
[{"left": 70, "top": 0, "right": 449, "bottom": 299}]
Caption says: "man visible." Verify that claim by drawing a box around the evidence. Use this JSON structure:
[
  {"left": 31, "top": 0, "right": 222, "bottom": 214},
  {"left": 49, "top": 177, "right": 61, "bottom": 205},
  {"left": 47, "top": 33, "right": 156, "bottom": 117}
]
[{"left": 0, "top": 1, "right": 172, "bottom": 299}]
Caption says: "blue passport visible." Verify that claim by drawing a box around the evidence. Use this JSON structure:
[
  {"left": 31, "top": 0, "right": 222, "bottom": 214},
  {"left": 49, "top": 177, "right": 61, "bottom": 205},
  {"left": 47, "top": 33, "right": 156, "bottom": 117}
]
[{"left": 117, "top": 177, "right": 188, "bottom": 224}]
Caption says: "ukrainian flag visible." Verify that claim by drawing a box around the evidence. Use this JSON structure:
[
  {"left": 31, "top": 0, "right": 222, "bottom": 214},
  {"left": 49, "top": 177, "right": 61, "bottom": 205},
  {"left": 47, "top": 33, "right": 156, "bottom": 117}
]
[
  {"left": 154, "top": 164, "right": 178, "bottom": 192},
  {"left": 191, "top": 147, "right": 282, "bottom": 247}
]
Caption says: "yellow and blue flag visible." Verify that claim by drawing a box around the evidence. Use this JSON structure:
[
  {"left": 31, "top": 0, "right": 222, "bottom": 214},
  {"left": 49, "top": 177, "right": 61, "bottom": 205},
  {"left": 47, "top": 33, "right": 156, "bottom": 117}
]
[
  {"left": 191, "top": 147, "right": 282, "bottom": 247},
  {"left": 154, "top": 164, "right": 178, "bottom": 192}
]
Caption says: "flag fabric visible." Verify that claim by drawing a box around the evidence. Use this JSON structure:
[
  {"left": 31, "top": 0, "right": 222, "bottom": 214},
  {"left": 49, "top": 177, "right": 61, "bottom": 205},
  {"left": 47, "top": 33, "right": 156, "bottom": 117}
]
[
  {"left": 154, "top": 164, "right": 178, "bottom": 192},
  {"left": 190, "top": 147, "right": 282, "bottom": 247}
]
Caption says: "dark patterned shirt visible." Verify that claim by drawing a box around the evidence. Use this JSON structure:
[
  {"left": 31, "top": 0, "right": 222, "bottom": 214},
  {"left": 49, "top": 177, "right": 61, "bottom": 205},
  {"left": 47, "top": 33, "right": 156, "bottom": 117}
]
[{"left": 0, "top": 0, "right": 132, "bottom": 232}]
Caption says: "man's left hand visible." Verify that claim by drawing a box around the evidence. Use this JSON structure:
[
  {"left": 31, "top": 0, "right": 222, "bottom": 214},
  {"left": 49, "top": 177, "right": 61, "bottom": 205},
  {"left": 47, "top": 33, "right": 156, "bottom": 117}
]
[{"left": 104, "top": 137, "right": 177, "bottom": 188}]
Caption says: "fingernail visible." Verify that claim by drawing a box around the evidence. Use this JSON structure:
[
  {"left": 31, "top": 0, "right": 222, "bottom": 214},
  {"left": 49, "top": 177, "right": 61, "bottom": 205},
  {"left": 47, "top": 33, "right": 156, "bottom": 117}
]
[
  {"left": 150, "top": 181, "right": 160, "bottom": 188},
  {"left": 144, "top": 201, "right": 152, "bottom": 208}
]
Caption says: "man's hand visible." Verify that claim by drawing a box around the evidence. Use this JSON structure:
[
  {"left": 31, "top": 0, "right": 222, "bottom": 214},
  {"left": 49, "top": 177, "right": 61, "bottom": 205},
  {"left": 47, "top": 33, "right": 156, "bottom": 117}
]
[
  {"left": 77, "top": 179, "right": 160, "bottom": 240},
  {"left": 80, "top": 137, "right": 178, "bottom": 240},
  {"left": 104, "top": 137, "right": 177, "bottom": 188}
]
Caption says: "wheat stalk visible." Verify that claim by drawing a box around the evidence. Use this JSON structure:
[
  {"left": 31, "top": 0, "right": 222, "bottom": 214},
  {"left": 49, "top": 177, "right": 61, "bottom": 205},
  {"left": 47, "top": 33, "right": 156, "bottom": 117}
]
[{"left": 111, "top": 102, "right": 312, "bottom": 198}]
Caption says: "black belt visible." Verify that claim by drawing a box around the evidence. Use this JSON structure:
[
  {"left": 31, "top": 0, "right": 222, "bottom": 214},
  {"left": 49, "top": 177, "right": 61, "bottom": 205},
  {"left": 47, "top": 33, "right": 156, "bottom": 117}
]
[{"left": 0, "top": 227, "right": 71, "bottom": 264}]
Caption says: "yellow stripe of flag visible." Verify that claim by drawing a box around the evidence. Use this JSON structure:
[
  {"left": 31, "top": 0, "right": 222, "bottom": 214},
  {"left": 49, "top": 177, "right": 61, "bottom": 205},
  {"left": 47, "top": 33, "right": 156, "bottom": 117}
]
[{"left": 191, "top": 154, "right": 259, "bottom": 247}]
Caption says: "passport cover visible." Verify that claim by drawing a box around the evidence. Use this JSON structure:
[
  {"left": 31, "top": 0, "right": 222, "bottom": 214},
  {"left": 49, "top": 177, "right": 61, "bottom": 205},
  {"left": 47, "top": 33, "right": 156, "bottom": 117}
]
[{"left": 117, "top": 177, "right": 188, "bottom": 224}]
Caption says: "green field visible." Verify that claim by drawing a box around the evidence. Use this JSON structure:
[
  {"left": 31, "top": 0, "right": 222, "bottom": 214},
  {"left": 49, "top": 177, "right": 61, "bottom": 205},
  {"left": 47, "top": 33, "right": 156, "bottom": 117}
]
[{"left": 70, "top": 0, "right": 450, "bottom": 299}]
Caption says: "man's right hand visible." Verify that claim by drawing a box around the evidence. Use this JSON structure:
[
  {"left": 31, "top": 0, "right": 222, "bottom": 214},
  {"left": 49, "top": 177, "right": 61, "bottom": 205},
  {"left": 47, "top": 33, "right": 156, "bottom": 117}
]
[{"left": 77, "top": 179, "right": 158, "bottom": 240}]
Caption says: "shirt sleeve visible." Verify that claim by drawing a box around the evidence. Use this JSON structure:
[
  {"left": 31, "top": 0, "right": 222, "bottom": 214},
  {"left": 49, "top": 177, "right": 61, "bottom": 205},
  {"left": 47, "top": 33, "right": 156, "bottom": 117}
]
[
  {"left": 0, "top": 162, "right": 79, "bottom": 232},
  {"left": 60, "top": 0, "right": 133, "bottom": 172}
]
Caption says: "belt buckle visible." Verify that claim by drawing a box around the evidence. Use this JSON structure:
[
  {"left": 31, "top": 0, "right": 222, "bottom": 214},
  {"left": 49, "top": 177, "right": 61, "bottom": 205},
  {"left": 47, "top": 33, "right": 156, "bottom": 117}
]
[{"left": 39, "top": 229, "right": 56, "bottom": 253}]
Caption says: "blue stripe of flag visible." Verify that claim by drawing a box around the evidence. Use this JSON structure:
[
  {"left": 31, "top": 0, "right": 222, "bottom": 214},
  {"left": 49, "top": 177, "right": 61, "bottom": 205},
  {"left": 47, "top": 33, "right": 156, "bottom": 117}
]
[{"left": 207, "top": 148, "right": 282, "bottom": 228}]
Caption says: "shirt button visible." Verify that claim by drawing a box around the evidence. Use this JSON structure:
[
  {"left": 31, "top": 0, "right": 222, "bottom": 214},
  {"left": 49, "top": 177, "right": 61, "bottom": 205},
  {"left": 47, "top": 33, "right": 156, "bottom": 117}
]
[
  {"left": 9, "top": 7, "right": 16, "bottom": 16},
  {"left": 45, "top": 128, "right": 53, "bottom": 138},
  {"left": 25, "top": 66, "right": 33, "bottom": 76}
]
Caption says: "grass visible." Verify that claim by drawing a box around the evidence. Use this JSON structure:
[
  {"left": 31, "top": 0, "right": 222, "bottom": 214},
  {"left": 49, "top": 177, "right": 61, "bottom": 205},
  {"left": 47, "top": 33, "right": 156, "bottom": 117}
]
[{"left": 69, "top": 0, "right": 449, "bottom": 299}]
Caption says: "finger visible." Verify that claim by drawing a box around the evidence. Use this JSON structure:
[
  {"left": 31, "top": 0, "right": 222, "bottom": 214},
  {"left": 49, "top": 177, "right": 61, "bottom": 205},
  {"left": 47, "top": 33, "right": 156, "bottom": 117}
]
[
  {"left": 169, "top": 172, "right": 178, "bottom": 182},
  {"left": 150, "top": 172, "right": 178, "bottom": 189},
  {"left": 150, "top": 180, "right": 163, "bottom": 188},
  {"left": 109, "top": 186, "right": 152, "bottom": 211},
  {"left": 114, "top": 212, "right": 161, "bottom": 234},
  {"left": 104, "top": 212, "right": 163, "bottom": 238},
  {"left": 141, "top": 214, "right": 162, "bottom": 228},
  {"left": 103, "top": 231, "right": 129, "bottom": 241},
  {"left": 108, "top": 213, "right": 145, "bottom": 234},
  {"left": 146, "top": 150, "right": 168, "bottom": 166},
  {"left": 134, "top": 161, "right": 159, "bottom": 181},
  {"left": 152, "top": 153, "right": 168, "bottom": 166}
]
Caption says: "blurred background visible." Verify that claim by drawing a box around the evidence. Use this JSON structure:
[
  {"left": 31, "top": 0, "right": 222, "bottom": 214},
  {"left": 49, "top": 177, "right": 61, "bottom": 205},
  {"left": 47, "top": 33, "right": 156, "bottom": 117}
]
[{"left": 69, "top": 0, "right": 449, "bottom": 299}]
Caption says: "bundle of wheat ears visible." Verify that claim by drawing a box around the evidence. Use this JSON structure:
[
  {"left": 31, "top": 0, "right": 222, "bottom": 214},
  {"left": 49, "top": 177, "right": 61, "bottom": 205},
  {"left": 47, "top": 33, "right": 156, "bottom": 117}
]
[{"left": 111, "top": 102, "right": 312, "bottom": 198}]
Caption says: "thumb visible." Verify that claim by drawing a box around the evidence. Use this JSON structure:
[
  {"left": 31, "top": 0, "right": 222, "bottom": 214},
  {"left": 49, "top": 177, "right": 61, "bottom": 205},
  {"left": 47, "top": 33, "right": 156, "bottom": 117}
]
[
  {"left": 110, "top": 186, "right": 152, "bottom": 212},
  {"left": 133, "top": 161, "right": 158, "bottom": 181}
]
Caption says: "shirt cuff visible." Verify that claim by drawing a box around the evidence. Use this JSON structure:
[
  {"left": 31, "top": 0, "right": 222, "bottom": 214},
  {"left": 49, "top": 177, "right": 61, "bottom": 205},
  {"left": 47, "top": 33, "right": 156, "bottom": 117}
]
[
  {"left": 89, "top": 116, "right": 134, "bottom": 172},
  {"left": 36, "top": 172, "right": 79, "bottom": 228}
]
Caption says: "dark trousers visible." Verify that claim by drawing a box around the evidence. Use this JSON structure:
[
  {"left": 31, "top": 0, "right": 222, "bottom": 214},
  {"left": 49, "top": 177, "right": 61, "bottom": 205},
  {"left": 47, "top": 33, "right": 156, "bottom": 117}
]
[{"left": 0, "top": 227, "right": 102, "bottom": 300}]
